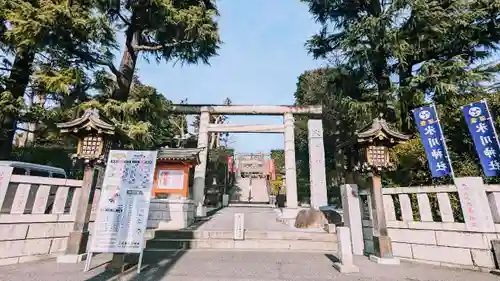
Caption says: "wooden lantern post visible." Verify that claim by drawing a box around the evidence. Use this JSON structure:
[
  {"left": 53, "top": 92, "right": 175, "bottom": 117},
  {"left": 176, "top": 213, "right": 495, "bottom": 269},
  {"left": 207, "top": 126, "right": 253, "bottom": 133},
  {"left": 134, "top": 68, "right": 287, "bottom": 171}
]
[
  {"left": 56, "top": 109, "right": 119, "bottom": 263},
  {"left": 342, "top": 115, "right": 410, "bottom": 263}
]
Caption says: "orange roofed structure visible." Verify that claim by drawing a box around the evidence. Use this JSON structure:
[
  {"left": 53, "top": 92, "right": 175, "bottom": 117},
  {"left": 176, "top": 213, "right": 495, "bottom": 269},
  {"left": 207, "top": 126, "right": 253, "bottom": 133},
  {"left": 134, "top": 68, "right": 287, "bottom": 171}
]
[{"left": 152, "top": 148, "right": 203, "bottom": 198}]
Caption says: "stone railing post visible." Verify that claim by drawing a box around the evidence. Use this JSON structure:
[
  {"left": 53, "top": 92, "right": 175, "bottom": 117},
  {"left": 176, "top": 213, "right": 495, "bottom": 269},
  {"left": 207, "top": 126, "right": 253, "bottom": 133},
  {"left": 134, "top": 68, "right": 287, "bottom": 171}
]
[
  {"left": 333, "top": 226, "right": 359, "bottom": 273},
  {"left": 340, "top": 183, "right": 364, "bottom": 255},
  {"left": 0, "top": 166, "right": 14, "bottom": 209}
]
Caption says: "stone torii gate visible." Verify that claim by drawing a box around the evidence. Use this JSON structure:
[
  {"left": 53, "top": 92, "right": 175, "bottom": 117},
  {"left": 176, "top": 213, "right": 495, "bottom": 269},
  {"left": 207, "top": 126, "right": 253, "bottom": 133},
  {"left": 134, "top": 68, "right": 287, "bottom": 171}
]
[{"left": 173, "top": 104, "right": 328, "bottom": 216}]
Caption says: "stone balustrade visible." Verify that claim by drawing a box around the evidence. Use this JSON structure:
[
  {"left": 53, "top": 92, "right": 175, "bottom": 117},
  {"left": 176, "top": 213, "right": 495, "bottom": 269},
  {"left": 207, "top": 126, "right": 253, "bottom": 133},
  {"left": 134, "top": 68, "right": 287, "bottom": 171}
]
[
  {"left": 0, "top": 171, "right": 199, "bottom": 265},
  {"left": 352, "top": 179, "right": 500, "bottom": 270},
  {"left": 0, "top": 174, "right": 102, "bottom": 265}
]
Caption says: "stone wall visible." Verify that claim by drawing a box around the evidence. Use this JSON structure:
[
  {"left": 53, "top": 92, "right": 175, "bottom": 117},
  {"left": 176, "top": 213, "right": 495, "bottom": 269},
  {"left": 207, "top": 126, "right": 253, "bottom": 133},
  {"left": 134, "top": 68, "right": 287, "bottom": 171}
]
[
  {"left": 0, "top": 167, "right": 199, "bottom": 265},
  {"left": 147, "top": 198, "right": 195, "bottom": 230},
  {"left": 351, "top": 179, "right": 500, "bottom": 270},
  {"left": 0, "top": 170, "right": 100, "bottom": 265}
]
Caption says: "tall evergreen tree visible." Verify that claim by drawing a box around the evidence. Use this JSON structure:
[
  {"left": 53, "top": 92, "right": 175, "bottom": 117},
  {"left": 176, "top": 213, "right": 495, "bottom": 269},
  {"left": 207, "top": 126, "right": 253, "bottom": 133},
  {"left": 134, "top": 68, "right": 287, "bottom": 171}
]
[
  {"left": 300, "top": 0, "right": 500, "bottom": 132},
  {"left": 0, "top": 0, "right": 116, "bottom": 158},
  {"left": 87, "top": 0, "right": 221, "bottom": 102}
]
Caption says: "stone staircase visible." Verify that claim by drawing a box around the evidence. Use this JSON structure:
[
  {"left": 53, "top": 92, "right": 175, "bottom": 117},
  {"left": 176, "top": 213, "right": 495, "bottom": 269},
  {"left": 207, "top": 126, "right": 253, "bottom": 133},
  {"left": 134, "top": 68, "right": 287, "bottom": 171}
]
[
  {"left": 143, "top": 229, "right": 337, "bottom": 254},
  {"left": 235, "top": 177, "right": 270, "bottom": 203}
]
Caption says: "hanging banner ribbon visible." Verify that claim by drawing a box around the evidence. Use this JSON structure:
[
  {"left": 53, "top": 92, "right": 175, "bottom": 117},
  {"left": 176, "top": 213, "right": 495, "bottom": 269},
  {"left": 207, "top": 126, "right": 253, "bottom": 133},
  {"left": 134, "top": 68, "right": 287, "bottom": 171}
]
[
  {"left": 461, "top": 100, "right": 500, "bottom": 176},
  {"left": 412, "top": 105, "right": 454, "bottom": 178}
]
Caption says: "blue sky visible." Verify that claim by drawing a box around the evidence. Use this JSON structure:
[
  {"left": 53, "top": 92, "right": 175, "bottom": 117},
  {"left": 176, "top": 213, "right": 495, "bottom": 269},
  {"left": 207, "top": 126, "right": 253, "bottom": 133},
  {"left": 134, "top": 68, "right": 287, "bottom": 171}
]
[{"left": 132, "top": 0, "right": 325, "bottom": 153}]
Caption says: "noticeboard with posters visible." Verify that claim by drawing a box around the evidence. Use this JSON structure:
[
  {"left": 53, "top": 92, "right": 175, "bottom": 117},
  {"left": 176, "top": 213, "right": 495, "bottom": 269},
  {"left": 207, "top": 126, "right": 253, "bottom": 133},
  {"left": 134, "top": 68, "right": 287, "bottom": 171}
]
[{"left": 88, "top": 150, "right": 157, "bottom": 254}]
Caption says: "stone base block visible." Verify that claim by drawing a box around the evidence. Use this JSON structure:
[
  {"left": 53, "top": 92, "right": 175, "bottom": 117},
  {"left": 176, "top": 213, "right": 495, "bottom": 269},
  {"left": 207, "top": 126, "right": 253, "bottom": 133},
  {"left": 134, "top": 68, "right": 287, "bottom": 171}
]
[
  {"left": 57, "top": 253, "right": 87, "bottom": 263},
  {"left": 333, "top": 262, "right": 360, "bottom": 273},
  {"left": 325, "top": 224, "right": 336, "bottom": 233},
  {"left": 196, "top": 202, "right": 207, "bottom": 217},
  {"left": 105, "top": 253, "right": 136, "bottom": 273},
  {"left": 369, "top": 255, "right": 400, "bottom": 265},
  {"left": 490, "top": 269, "right": 500, "bottom": 276},
  {"left": 148, "top": 198, "right": 195, "bottom": 230}
]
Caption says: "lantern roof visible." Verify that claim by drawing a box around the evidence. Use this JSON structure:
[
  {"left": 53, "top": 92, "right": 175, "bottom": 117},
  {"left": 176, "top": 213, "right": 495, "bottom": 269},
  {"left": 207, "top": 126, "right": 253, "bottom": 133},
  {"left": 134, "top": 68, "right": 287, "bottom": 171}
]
[
  {"left": 356, "top": 115, "right": 410, "bottom": 143},
  {"left": 339, "top": 115, "right": 410, "bottom": 148},
  {"left": 57, "top": 109, "right": 116, "bottom": 135},
  {"left": 157, "top": 148, "right": 203, "bottom": 164}
]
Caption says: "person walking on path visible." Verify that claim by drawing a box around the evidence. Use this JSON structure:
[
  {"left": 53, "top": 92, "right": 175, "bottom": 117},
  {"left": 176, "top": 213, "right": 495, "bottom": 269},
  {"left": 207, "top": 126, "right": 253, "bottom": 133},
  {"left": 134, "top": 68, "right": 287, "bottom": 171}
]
[{"left": 248, "top": 183, "right": 252, "bottom": 202}]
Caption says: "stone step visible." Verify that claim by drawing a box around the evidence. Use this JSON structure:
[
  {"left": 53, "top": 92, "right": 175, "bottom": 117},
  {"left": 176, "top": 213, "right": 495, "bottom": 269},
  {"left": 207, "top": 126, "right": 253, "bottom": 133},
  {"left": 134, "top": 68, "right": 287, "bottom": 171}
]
[
  {"left": 145, "top": 238, "right": 338, "bottom": 252},
  {"left": 132, "top": 248, "right": 338, "bottom": 265},
  {"left": 151, "top": 230, "right": 337, "bottom": 242}
]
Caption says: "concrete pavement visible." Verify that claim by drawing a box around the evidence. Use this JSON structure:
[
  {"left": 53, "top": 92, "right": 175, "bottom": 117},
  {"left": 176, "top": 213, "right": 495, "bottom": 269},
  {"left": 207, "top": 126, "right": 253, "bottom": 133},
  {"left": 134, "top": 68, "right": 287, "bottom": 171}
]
[{"left": 0, "top": 250, "right": 498, "bottom": 281}]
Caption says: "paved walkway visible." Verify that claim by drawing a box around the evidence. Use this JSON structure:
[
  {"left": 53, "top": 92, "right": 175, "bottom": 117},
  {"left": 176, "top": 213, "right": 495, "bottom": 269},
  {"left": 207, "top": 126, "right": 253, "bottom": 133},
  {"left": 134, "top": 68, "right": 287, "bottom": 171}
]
[
  {"left": 194, "top": 206, "right": 324, "bottom": 232},
  {"left": 0, "top": 251, "right": 498, "bottom": 281}
]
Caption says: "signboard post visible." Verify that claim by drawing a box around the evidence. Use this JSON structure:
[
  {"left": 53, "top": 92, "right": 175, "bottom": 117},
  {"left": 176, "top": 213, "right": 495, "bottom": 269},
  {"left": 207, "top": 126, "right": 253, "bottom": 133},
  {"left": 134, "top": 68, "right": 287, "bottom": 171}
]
[
  {"left": 233, "top": 213, "right": 245, "bottom": 240},
  {"left": 84, "top": 150, "right": 158, "bottom": 273}
]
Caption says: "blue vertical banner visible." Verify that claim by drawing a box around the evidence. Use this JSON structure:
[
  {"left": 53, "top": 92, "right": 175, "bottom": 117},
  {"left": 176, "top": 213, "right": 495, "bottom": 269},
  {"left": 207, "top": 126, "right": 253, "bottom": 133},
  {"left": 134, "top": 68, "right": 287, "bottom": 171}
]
[
  {"left": 412, "top": 105, "right": 453, "bottom": 178},
  {"left": 461, "top": 100, "right": 500, "bottom": 176}
]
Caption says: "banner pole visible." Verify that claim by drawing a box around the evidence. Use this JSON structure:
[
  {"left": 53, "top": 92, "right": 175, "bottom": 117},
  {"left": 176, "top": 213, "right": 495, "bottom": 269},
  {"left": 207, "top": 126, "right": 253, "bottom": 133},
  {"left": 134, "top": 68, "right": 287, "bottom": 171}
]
[
  {"left": 432, "top": 103, "right": 456, "bottom": 181},
  {"left": 482, "top": 99, "right": 500, "bottom": 151}
]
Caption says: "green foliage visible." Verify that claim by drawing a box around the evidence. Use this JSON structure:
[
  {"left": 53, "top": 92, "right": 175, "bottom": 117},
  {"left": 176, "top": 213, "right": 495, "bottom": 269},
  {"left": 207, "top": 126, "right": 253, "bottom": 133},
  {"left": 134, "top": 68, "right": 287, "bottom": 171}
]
[
  {"left": 79, "top": 76, "right": 179, "bottom": 149},
  {"left": 0, "top": 0, "right": 117, "bottom": 157},
  {"left": 100, "top": 0, "right": 221, "bottom": 64},
  {"left": 270, "top": 175, "right": 284, "bottom": 195},
  {"left": 0, "top": 0, "right": 222, "bottom": 160},
  {"left": 386, "top": 93, "right": 500, "bottom": 187},
  {"left": 270, "top": 149, "right": 284, "bottom": 174},
  {"left": 93, "top": 0, "right": 222, "bottom": 101},
  {"left": 297, "top": 0, "right": 500, "bottom": 197},
  {"left": 300, "top": 0, "right": 499, "bottom": 132},
  {"left": 294, "top": 67, "right": 377, "bottom": 191},
  {"left": 10, "top": 146, "right": 84, "bottom": 179}
]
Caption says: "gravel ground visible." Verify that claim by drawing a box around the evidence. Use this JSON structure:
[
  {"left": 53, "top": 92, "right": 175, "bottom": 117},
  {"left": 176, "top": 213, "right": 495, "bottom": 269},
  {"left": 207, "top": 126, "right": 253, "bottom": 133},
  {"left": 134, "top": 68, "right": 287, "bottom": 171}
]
[{"left": 0, "top": 251, "right": 498, "bottom": 281}]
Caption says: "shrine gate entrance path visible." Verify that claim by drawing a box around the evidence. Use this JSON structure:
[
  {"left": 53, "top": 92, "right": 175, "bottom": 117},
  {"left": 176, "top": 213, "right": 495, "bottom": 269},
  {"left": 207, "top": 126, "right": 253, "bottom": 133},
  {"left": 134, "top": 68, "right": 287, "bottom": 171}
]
[{"left": 192, "top": 205, "right": 325, "bottom": 232}]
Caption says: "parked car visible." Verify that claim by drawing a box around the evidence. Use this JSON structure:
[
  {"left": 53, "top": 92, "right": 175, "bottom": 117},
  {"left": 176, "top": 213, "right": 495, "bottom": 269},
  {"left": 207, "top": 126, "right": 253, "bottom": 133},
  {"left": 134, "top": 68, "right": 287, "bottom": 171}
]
[
  {"left": 0, "top": 161, "right": 68, "bottom": 214},
  {"left": 0, "top": 161, "right": 67, "bottom": 178}
]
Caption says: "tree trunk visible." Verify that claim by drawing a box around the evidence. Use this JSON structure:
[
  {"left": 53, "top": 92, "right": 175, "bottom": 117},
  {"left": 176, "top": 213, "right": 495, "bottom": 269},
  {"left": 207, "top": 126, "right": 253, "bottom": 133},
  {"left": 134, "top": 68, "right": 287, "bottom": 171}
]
[
  {"left": 367, "top": 0, "right": 394, "bottom": 120},
  {"left": 398, "top": 68, "right": 414, "bottom": 133},
  {"left": 0, "top": 50, "right": 35, "bottom": 159},
  {"left": 111, "top": 13, "right": 139, "bottom": 102}
]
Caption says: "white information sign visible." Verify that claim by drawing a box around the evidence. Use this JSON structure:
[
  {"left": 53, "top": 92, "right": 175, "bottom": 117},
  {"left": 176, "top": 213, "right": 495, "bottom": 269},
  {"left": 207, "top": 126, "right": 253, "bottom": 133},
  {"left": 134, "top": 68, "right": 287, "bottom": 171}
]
[
  {"left": 89, "top": 150, "right": 158, "bottom": 253},
  {"left": 157, "top": 169, "right": 184, "bottom": 190}
]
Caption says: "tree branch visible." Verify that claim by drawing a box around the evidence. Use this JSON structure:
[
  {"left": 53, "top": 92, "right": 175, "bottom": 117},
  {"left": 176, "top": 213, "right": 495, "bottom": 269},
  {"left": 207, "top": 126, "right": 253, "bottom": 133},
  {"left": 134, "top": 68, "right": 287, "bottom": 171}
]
[
  {"left": 116, "top": 12, "right": 131, "bottom": 26},
  {"left": 132, "top": 39, "right": 194, "bottom": 51},
  {"left": 68, "top": 48, "right": 119, "bottom": 76},
  {"left": 15, "top": 126, "right": 37, "bottom": 133}
]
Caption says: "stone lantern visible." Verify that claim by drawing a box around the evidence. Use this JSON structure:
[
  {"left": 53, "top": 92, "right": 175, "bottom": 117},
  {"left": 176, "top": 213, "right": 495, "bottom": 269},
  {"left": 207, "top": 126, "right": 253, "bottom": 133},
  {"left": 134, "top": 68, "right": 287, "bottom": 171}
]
[
  {"left": 57, "top": 109, "right": 118, "bottom": 164},
  {"left": 352, "top": 115, "right": 409, "bottom": 172},
  {"left": 343, "top": 115, "right": 410, "bottom": 264},
  {"left": 56, "top": 108, "right": 118, "bottom": 263}
]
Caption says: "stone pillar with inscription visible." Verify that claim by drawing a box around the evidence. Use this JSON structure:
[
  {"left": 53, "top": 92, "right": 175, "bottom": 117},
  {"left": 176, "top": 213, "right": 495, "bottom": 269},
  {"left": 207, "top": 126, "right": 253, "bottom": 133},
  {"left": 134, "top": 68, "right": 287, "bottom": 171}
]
[
  {"left": 307, "top": 119, "right": 328, "bottom": 209},
  {"left": 193, "top": 110, "right": 210, "bottom": 217},
  {"left": 455, "top": 177, "right": 495, "bottom": 232},
  {"left": 283, "top": 112, "right": 298, "bottom": 210}
]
